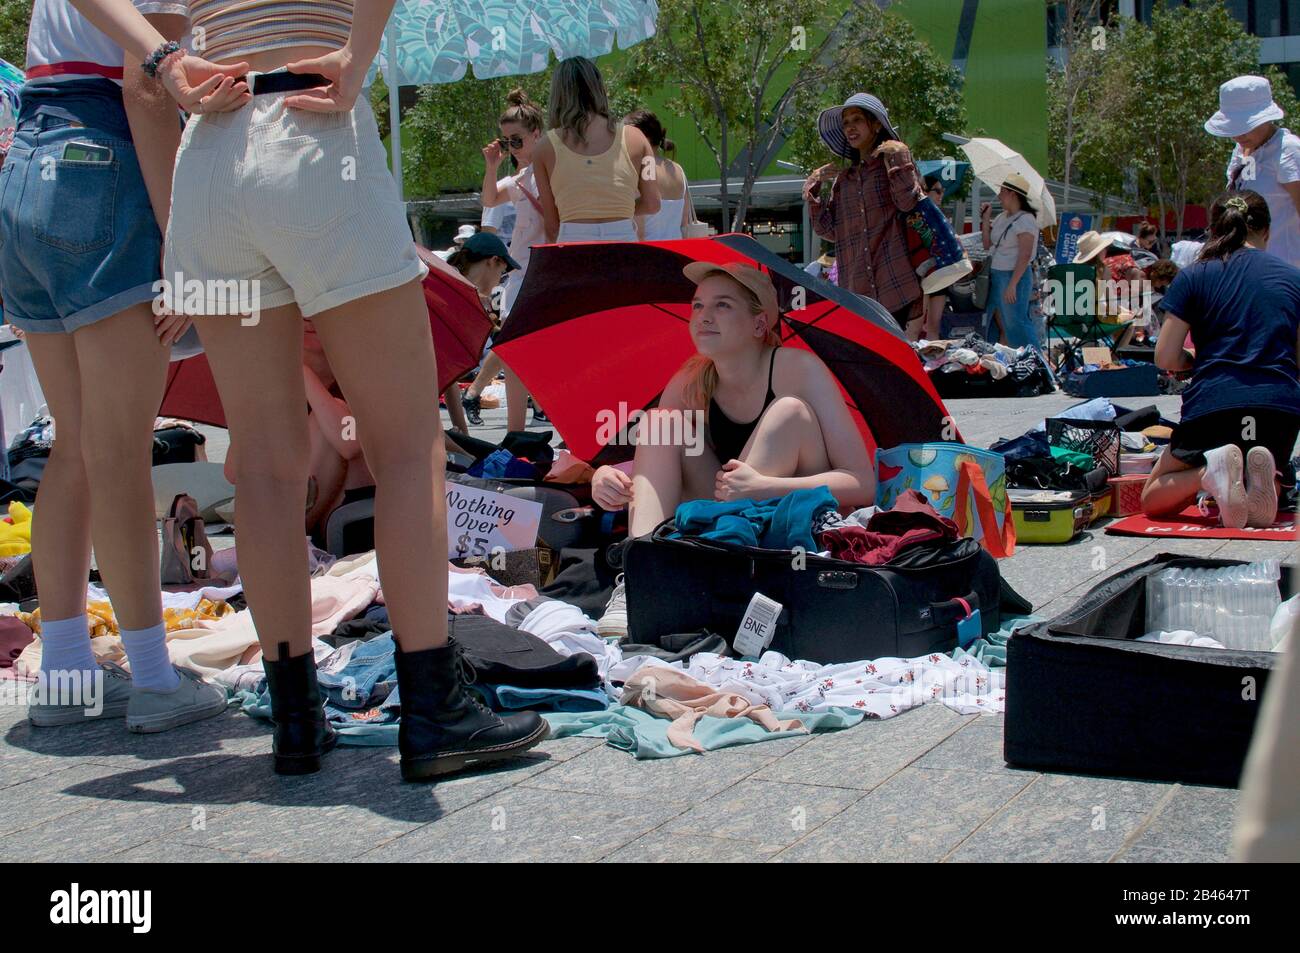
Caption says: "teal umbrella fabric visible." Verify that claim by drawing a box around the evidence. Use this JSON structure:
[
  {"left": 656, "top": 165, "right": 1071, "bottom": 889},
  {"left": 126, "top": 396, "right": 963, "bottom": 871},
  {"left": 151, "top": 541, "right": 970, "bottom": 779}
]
[
  {"left": 377, "top": 0, "right": 659, "bottom": 86},
  {"left": 1, "top": 56, "right": 23, "bottom": 157}
]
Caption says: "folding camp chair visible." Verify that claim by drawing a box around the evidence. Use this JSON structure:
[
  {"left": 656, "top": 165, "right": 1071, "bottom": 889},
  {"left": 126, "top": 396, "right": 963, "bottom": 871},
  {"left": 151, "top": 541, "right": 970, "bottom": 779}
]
[{"left": 1044, "top": 263, "right": 1123, "bottom": 374}]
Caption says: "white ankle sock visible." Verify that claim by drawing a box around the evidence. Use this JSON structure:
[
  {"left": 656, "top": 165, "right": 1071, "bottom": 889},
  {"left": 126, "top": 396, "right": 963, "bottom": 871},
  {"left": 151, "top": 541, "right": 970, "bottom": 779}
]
[
  {"left": 120, "top": 623, "right": 180, "bottom": 692},
  {"left": 39, "top": 615, "right": 98, "bottom": 677}
]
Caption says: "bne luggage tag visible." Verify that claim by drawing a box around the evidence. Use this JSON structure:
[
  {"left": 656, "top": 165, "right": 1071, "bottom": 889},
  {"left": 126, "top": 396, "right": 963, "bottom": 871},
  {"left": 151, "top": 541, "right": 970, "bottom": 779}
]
[
  {"left": 734, "top": 592, "right": 782, "bottom": 658},
  {"left": 954, "top": 597, "right": 981, "bottom": 649}
]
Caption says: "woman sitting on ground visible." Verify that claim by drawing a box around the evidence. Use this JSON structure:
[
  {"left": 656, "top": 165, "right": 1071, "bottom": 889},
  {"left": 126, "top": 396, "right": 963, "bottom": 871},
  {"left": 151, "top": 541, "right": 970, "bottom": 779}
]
[
  {"left": 589, "top": 263, "right": 875, "bottom": 637},
  {"left": 440, "top": 233, "right": 520, "bottom": 434},
  {"left": 1142, "top": 190, "right": 1300, "bottom": 528}
]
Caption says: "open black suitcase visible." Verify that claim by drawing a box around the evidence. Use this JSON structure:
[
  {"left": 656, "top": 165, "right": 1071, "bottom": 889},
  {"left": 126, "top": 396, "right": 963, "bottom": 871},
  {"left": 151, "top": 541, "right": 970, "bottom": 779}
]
[
  {"left": 624, "top": 523, "right": 1028, "bottom": 664},
  {"left": 1005, "top": 553, "right": 1292, "bottom": 787}
]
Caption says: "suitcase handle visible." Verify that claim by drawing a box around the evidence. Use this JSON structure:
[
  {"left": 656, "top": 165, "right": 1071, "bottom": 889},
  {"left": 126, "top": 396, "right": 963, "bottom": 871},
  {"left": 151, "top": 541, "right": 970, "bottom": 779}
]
[{"left": 928, "top": 591, "right": 980, "bottom": 628}]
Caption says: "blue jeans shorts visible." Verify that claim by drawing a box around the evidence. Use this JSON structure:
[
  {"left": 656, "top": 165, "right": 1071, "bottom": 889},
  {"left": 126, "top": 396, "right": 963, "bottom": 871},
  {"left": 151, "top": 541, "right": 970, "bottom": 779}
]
[{"left": 0, "top": 80, "right": 163, "bottom": 334}]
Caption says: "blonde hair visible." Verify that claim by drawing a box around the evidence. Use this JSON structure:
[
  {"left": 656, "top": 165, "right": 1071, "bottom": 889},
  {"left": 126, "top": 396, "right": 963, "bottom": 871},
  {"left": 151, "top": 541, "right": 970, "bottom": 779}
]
[
  {"left": 548, "top": 57, "right": 613, "bottom": 148},
  {"left": 680, "top": 276, "right": 782, "bottom": 410},
  {"left": 500, "top": 87, "right": 544, "bottom": 133}
]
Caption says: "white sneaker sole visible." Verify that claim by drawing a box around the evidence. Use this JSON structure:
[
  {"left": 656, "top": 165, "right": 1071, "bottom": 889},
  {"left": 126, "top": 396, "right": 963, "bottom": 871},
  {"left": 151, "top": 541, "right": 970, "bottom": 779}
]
[
  {"left": 596, "top": 617, "right": 628, "bottom": 640},
  {"left": 126, "top": 695, "right": 228, "bottom": 734},
  {"left": 1204, "top": 445, "right": 1248, "bottom": 529},
  {"left": 1246, "top": 447, "right": 1279, "bottom": 528},
  {"left": 29, "top": 699, "right": 130, "bottom": 728}
]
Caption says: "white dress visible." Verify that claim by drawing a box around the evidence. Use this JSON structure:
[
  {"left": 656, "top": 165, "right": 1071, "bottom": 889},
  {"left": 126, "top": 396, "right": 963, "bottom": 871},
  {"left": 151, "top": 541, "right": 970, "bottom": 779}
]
[{"left": 642, "top": 198, "right": 686, "bottom": 240}]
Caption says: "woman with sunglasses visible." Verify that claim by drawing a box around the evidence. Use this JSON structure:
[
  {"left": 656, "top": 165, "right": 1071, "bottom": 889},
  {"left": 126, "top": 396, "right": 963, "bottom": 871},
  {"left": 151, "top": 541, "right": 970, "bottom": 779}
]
[
  {"left": 462, "top": 89, "right": 546, "bottom": 432},
  {"left": 920, "top": 176, "right": 951, "bottom": 341},
  {"left": 155, "top": 0, "right": 547, "bottom": 779}
]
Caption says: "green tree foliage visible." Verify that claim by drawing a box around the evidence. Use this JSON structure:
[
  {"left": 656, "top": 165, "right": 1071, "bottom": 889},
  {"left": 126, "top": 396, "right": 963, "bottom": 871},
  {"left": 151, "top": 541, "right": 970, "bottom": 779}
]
[
  {"left": 0, "top": 0, "right": 31, "bottom": 67},
  {"left": 784, "top": 3, "right": 968, "bottom": 185},
  {"left": 619, "top": 0, "right": 963, "bottom": 230},
  {"left": 1061, "top": 0, "right": 1299, "bottom": 236},
  {"left": 398, "top": 66, "right": 556, "bottom": 199}
]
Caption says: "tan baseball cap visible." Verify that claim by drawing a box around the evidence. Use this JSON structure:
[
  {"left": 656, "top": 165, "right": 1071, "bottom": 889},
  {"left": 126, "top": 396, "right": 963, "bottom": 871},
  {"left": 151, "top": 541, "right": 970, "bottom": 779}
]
[{"left": 682, "top": 261, "right": 780, "bottom": 327}]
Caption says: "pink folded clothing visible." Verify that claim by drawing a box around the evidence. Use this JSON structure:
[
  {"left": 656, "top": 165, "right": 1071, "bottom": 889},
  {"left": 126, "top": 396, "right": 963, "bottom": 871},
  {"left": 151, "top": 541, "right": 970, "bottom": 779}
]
[{"left": 621, "top": 666, "right": 804, "bottom": 753}]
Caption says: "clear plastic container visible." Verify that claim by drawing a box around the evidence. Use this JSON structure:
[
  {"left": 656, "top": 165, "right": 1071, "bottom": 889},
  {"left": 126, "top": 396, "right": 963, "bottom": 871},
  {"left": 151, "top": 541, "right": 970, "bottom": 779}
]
[{"left": 1145, "top": 560, "right": 1281, "bottom": 650}]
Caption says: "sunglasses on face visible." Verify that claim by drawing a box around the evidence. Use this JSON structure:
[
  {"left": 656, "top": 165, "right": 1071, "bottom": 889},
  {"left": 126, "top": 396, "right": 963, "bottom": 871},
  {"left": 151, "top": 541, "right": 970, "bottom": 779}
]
[
  {"left": 928, "top": 187, "right": 944, "bottom": 197},
  {"left": 497, "top": 135, "right": 525, "bottom": 149}
]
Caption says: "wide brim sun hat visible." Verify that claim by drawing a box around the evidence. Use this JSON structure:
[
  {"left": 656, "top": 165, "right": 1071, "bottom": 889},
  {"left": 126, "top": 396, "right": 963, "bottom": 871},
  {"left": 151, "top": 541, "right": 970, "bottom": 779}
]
[
  {"left": 1205, "top": 75, "right": 1283, "bottom": 137},
  {"left": 817, "top": 93, "right": 899, "bottom": 159},
  {"left": 1072, "top": 230, "right": 1109, "bottom": 265}
]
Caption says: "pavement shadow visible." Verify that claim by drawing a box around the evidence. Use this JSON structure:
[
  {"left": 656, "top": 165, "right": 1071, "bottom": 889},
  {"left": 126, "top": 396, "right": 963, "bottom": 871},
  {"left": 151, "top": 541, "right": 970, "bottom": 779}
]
[
  {"left": 4, "top": 705, "right": 269, "bottom": 762},
  {"left": 53, "top": 748, "right": 553, "bottom": 825}
]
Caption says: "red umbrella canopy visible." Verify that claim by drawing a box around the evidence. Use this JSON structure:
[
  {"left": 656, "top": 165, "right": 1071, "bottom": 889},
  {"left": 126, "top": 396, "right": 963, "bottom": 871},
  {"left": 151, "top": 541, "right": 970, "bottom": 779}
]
[
  {"left": 493, "top": 234, "right": 957, "bottom": 466},
  {"left": 159, "top": 246, "right": 493, "bottom": 427}
]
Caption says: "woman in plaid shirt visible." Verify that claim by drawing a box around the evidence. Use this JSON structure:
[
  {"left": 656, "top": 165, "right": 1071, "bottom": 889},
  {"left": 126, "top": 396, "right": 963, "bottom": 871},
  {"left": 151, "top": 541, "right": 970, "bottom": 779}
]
[{"left": 803, "top": 93, "right": 925, "bottom": 332}]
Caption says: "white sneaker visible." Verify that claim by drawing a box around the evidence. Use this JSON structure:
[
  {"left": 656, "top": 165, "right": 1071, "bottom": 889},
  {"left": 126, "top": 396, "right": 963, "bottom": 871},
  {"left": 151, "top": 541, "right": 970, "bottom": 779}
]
[
  {"left": 126, "top": 666, "right": 228, "bottom": 733},
  {"left": 596, "top": 574, "right": 628, "bottom": 641},
  {"left": 1201, "top": 445, "right": 1248, "bottom": 529},
  {"left": 28, "top": 662, "right": 133, "bottom": 727},
  {"left": 1245, "top": 446, "right": 1279, "bottom": 528}
]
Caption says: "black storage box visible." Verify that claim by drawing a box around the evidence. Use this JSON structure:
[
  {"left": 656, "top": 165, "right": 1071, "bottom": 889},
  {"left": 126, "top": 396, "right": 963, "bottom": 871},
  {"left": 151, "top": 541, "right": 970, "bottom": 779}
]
[
  {"left": 624, "top": 525, "right": 1027, "bottom": 664},
  {"left": 1005, "top": 553, "right": 1290, "bottom": 787},
  {"left": 1062, "top": 363, "right": 1159, "bottom": 398}
]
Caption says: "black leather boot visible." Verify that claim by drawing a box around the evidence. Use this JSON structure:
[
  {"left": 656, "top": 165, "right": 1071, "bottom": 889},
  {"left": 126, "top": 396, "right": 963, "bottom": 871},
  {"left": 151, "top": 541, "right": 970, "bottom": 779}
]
[
  {"left": 394, "top": 637, "right": 548, "bottom": 781},
  {"left": 262, "top": 642, "right": 338, "bottom": 776}
]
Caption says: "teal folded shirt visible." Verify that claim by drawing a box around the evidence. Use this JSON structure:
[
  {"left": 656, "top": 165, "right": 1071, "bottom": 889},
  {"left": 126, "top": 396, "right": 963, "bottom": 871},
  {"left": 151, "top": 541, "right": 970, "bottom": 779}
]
[
  {"left": 673, "top": 486, "right": 839, "bottom": 552},
  {"left": 543, "top": 704, "right": 864, "bottom": 759}
]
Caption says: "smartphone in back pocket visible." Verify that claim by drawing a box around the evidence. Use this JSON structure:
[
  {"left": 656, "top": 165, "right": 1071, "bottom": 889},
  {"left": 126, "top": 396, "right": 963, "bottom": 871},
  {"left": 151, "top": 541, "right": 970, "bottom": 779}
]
[{"left": 62, "top": 141, "right": 114, "bottom": 163}]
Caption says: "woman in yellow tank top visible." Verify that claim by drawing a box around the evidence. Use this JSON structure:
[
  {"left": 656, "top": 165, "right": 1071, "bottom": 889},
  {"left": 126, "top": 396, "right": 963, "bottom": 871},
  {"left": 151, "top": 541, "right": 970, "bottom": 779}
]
[{"left": 534, "top": 56, "right": 659, "bottom": 243}]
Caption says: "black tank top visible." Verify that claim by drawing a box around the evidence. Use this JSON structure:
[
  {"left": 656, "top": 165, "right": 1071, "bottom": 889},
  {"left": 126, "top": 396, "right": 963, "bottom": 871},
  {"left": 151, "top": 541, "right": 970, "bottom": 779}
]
[{"left": 708, "top": 348, "right": 778, "bottom": 463}]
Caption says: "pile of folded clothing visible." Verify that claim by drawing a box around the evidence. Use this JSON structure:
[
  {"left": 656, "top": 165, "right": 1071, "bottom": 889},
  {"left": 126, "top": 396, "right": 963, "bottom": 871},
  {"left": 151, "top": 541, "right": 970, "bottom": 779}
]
[{"left": 914, "top": 334, "right": 1054, "bottom": 397}]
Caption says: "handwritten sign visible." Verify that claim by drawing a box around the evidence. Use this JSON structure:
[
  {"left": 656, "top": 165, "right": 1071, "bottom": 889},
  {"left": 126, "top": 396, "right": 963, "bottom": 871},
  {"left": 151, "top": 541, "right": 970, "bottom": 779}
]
[{"left": 445, "top": 484, "right": 542, "bottom": 558}]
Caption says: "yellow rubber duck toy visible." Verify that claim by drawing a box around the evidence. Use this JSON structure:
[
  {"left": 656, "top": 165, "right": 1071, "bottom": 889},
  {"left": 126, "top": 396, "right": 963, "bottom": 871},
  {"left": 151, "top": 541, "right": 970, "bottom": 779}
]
[{"left": 0, "top": 501, "right": 33, "bottom": 557}]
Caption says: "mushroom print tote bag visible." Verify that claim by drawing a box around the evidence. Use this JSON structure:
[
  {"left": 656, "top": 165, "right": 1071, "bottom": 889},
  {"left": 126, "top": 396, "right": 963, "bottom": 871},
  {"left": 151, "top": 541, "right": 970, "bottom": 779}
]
[{"left": 875, "top": 443, "right": 1015, "bottom": 557}]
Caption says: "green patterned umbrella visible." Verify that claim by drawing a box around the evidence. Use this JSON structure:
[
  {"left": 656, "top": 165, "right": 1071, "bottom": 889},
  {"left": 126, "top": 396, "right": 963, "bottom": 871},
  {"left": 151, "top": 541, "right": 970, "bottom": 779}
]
[
  {"left": 1, "top": 57, "right": 24, "bottom": 156},
  {"left": 378, "top": 0, "right": 658, "bottom": 86},
  {"left": 376, "top": 1, "right": 658, "bottom": 198}
]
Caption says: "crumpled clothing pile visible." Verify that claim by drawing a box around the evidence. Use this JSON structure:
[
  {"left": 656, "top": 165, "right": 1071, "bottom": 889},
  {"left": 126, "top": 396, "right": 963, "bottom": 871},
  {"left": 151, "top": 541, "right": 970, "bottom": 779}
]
[{"left": 914, "top": 333, "right": 1034, "bottom": 380}]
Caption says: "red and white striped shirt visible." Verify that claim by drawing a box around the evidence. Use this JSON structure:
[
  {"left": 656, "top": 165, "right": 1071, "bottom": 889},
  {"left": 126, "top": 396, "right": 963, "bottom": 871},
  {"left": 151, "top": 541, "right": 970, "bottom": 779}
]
[{"left": 25, "top": 0, "right": 189, "bottom": 85}]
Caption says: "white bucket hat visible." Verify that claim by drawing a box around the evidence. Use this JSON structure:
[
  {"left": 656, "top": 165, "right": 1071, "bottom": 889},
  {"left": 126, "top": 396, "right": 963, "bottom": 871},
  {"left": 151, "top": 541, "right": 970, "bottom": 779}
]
[{"left": 1205, "top": 75, "right": 1283, "bottom": 138}]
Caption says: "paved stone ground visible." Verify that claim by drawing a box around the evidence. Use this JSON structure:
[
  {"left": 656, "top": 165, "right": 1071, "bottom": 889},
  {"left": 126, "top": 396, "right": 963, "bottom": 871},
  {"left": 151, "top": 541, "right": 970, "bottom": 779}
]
[{"left": 0, "top": 393, "right": 1292, "bottom": 862}]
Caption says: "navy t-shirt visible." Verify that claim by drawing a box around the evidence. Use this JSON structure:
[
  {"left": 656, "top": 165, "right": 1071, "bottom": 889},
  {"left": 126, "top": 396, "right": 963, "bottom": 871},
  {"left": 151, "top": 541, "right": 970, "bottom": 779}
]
[{"left": 1160, "top": 248, "right": 1300, "bottom": 421}]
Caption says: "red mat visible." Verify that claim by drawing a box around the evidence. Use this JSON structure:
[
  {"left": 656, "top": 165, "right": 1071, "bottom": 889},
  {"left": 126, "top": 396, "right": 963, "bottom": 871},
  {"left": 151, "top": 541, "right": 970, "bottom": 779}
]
[{"left": 1105, "top": 507, "right": 1297, "bottom": 541}]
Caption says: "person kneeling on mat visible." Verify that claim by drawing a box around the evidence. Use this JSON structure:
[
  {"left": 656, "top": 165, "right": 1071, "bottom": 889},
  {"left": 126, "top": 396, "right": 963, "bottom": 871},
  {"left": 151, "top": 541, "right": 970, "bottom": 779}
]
[
  {"left": 589, "top": 262, "right": 876, "bottom": 638},
  {"left": 1142, "top": 190, "right": 1300, "bottom": 528}
]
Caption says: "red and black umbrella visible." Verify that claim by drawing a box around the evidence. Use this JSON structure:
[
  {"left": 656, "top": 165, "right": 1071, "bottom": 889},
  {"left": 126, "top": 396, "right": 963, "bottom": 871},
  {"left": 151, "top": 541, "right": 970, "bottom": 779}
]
[
  {"left": 493, "top": 233, "right": 955, "bottom": 466},
  {"left": 159, "top": 246, "right": 492, "bottom": 428}
]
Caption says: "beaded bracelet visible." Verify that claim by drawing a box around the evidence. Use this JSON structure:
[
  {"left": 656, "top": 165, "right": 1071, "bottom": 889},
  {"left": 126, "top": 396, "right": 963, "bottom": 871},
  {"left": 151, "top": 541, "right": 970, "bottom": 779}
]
[{"left": 142, "top": 41, "right": 183, "bottom": 79}]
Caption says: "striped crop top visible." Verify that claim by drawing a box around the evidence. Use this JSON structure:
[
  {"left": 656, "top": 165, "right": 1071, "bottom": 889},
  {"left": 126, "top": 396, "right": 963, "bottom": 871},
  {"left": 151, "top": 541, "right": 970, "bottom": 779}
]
[{"left": 187, "top": 1, "right": 354, "bottom": 61}]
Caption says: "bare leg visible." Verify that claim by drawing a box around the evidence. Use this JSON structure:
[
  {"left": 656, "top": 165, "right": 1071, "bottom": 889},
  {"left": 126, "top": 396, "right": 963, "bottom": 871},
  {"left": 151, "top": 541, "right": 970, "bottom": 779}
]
[
  {"left": 443, "top": 384, "right": 469, "bottom": 433},
  {"left": 738, "top": 396, "right": 831, "bottom": 479},
  {"left": 627, "top": 408, "right": 718, "bottom": 537},
  {"left": 311, "top": 280, "right": 447, "bottom": 652},
  {"left": 1141, "top": 448, "right": 1203, "bottom": 517},
  {"left": 924, "top": 294, "right": 946, "bottom": 340},
  {"left": 503, "top": 364, "right": 529, "bottom": 433},
  {"left": 23, "top": 334, "right": 93, "bottom": 622},
  {"left": 70, "top": 305, "right": 170, "bottom": 630},
  {"left": 305, "top": 414, "right": 348, "bottom": 534},
  {"left": 195, "top": 305, "right": 312, "bottom": 660},
  {"left": 465, "top": 351, "right": 502, "bottom": 397}
]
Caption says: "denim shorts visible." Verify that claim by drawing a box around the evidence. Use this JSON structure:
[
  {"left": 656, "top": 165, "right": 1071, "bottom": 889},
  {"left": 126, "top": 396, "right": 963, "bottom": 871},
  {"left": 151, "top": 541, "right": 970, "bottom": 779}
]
[{"left": 0, "top": 80, "right": 163, "bottom": 334}]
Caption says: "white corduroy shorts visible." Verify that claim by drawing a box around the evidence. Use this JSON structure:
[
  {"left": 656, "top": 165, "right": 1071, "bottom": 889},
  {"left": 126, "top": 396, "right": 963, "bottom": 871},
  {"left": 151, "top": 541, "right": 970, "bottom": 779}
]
[{"left": 164, "top": 79, "right": 425, "bottom": 318}]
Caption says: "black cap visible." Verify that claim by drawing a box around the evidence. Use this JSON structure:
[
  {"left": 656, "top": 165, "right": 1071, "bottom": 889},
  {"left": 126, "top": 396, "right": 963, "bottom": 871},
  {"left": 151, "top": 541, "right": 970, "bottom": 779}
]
[{"left": 462, "top": 231, "right": 522, "bottom": 271}]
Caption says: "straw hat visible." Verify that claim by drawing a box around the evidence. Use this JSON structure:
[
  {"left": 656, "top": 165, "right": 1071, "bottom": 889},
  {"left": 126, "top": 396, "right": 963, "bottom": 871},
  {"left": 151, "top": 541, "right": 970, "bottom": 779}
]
[
  {"left": 1072, "top": 230, "right": 1110, "bottom": 265},
  {"left": 683, "top": 262, "right": 780, "bottom": 327}
]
